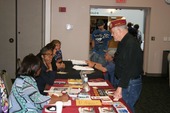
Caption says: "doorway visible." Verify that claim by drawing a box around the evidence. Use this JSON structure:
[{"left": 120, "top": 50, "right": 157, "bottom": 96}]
[{"left": 89, "top": 6, "right": 151, "bottom": 74}]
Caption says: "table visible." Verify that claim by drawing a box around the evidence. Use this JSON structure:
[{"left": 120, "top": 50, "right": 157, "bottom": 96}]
[
  {"left": 43, "top": 79, "right": 132, "bottom": 113},
  {"left": 56, "top": 61, "right": 104, "bottom": 80}
]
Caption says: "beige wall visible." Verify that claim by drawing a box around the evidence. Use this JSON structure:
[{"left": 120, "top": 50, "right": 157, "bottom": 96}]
[{"left": 50, "top": 0, "right": 170, "bottom": 75}]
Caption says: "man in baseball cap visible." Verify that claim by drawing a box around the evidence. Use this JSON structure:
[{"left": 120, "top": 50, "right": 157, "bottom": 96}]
[
  {"left": 90, "top": 19, "right": 112, "bottom": 66},
  {"left": 109, "top": 19, "right": 143, "bottom": 113},
  {"left": 104, "top": 49, "right": 116, "bottom": 58},
  {"left": 97, "top": 19, "right": 105, "bottom": 27}
]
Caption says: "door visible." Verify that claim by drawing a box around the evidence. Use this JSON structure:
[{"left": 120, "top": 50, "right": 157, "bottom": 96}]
[
  {"left": 0, "top": 0, "right": 44, "bottom": 79},
  {"left": 17, "top": 0, "right": 44, "bottom": 61},
  {"left": 0, "top": 0, "right": 16, "bottom": 79}
]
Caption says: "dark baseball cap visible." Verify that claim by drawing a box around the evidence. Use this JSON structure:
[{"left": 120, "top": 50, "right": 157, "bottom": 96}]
[{"left": 97, "top": 19, "right": 105, "bottom": 27}]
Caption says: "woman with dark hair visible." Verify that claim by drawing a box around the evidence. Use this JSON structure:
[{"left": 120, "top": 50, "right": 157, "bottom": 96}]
[
  {"left": 8, "top": 54, "right": 68, "bottom": 113},
  {"left": 18, "top": 53, "right": 42, "bottom": 76},
  {"left": 36, "top": 45, "right": 56, "bottom": 95}
]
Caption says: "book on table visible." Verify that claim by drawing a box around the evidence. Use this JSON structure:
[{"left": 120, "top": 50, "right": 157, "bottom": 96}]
[
  {"left": 76, "top": 100, "right": 102, "bottom": 106},
  {"left": 93, "top": 88, "right": 115, "bottom": 96},
  {"left": 68, "top": 79, "right": 83, "bottom": 85},
  {"left": 78, "top": 107, "right": 95, "bottom": 113},
  {"left": 113, "top": 102, "right": 130, "bottom": 113}
]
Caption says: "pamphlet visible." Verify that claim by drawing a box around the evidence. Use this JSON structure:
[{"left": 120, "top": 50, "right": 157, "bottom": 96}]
[
  {"left": 76, "top": 100, "right": 102, "bottom": 106},
  {"left": 93, "top": 88, "right": 115, "bottom": 96},
  {"left": 73, "top": 65, "right": 94, "bottom": 71},
  {"left": 77, "top": 92, "right": 91, "bottom": 100},
  {"left": 88, "top": 82, "right": 108, "bottom": 86},
  {"left": 68, "top": 88, "right": 81, "bottom": 98},
  {"left": 71, "top": 59, "right": 87, "bottom": 65},
  {"left": 100, "top": 96, "right": 113, "bottom": 105},
  {"left": 98, "top": 107, "right": 116, "bottom": 113},
  {"left": 91, "top": 96, "right": 113, "bottom": 105},
  {"left": 78, "top": 107, "right": 95, "bottom": 113},
  {"left": 44, "top": 87, "right": 69, "bottom": 93},
  {"left": 68, "top": 79, "right": 83, "bottom": 85},
  {"left": 113, "top": 102, "right": 130, "bottom": 113},
  {"left": 93, "top": 88, "right": 107, "bottom": 96}
]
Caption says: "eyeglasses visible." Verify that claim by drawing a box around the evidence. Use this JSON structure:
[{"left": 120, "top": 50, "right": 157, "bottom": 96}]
[{"left": 43, "top": 53, "right": 53, "bottom": 56}]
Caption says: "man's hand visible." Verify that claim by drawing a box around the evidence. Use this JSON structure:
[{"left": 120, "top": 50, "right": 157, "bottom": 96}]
[
  {"left": 86, "top": 60, "right": 95, "bottom": 67},
  {"left": 113, "top": 87, "right": 122, "bottom": 101}
]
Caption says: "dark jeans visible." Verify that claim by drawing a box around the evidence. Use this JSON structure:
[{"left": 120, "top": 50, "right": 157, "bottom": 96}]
[
  {"left": 90, "top": 52, "right": 106, "bottom": 66},
  {"left": 104, "top": 73, "right": 115, "bottom": 86},
  {"left": 115, "top": 76, "right": 142, "bottom": 113}
]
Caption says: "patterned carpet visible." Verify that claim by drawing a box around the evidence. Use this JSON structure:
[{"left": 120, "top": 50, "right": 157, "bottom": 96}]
[{"left": 135, "top": 75, "right": 170, "bottom": 113}]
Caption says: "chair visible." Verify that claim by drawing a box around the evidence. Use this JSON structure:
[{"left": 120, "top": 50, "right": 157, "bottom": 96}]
[
  {"left": 168, "top": 53, "right": 170, "bottom": 87},
  {"left": 0, "top": 70, "right": 13, "bottom": 95}
]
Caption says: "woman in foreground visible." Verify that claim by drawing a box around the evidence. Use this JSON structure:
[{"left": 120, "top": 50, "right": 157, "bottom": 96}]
[{"left": 8, "top": 54, "right": 68, "bottom": 113}]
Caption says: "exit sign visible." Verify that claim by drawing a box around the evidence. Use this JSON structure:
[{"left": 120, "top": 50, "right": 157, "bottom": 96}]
[{"left": 116, "top": 0, "right": 126, "bottom": 3}]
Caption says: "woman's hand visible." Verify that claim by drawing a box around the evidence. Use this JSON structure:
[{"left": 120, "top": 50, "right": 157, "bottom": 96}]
[
  {"left": 56, "top": 62, "right": 65, "bottom": 70},
  {"left": 49, "top": 94, "right": 69, "bottom": 104},
  {"left": 60, "top": 62, "right": 65, "bottom": 69},
  {"left": 46, "top": 62, "right": 52, "bottom": 71},
  {"left": 60, "top": 94, "right": 69, "bottom": 102}
]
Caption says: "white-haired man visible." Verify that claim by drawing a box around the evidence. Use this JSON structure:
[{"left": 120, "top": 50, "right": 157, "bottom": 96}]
[{"left": 109, "top": 19, "right": 143, "bottom": 113}]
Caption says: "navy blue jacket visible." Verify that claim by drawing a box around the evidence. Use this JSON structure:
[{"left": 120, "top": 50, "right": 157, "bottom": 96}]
[{"left": 35, "top": 63, "right": 56, "bottom": 95}]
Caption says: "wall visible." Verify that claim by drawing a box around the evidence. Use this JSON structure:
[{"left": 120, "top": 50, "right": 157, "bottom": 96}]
[{"left": 51, "top": 0, "right": 170, "bottom": 75}]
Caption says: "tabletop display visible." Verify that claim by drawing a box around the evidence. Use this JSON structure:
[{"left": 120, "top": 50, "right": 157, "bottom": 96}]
[{"left": 43, "top": 78, "right": 131, "bottom": 113}]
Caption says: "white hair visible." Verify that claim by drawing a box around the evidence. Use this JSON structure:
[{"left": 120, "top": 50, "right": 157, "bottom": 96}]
[{"left": 113, "top": 25, "right": 128, "bottom": 30}]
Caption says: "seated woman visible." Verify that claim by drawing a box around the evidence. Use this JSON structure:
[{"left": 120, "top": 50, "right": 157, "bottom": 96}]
[
  {"left": 86, "top": 49, "right": 116, "bottom": 86},
  {"left": 8, "top": 54, "right": 68, "bottom": 113},
  {"left": 36, "top": 45, "right": 56, "bottom": 95},
  {"left": 50, "top": 40, "right": 65, "bottom": 71}
]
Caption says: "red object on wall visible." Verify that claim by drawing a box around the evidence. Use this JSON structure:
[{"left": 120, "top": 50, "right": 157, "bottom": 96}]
[
  {"left": 116, "top": 0, "right": 126, "bottom": 3},
  {"left": 59, "top": 7, "right": 66, "bottom": 12}
]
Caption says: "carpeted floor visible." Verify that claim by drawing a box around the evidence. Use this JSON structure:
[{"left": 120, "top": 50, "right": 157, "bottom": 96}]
[{"left": 135, "top": 75, "right": 170, "bottom": 113}]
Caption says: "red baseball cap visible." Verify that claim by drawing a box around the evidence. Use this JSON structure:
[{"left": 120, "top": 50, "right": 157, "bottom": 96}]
[{"left": 109, "top": 19, "right": 127, "bottom": 29}]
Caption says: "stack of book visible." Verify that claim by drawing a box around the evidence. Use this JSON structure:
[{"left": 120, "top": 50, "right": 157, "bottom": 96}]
[{"left": 68, "top": 79, "right": 83, "bottom": 85}]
